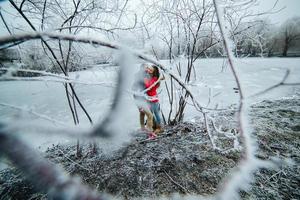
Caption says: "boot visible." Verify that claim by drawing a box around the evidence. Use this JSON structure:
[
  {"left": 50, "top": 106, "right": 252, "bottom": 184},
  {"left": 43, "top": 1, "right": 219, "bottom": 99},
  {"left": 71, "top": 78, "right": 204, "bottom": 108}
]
[
  {"left": 139, "top": 111, "right": 146, "bottom": 130},
  {"left": 154, "top": 124, "right": 164, "bottom": 134},
  {"left": 144, "top": 109, "right": 153, "bottom": 132},
  {"left": 152, "top": 116, "right": 157, "bottom": 130}
]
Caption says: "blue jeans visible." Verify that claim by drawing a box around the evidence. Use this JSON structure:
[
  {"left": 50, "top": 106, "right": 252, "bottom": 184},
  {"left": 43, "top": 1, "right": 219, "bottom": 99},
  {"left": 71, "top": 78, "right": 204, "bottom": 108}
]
[{"left": 150, "top": 102, "right": 162, "bottom": 125}]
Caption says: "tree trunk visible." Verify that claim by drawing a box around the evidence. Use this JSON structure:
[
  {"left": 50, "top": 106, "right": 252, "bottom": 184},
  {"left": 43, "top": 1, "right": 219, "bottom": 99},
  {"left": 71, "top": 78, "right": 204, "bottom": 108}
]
[
  {"left": 282, "top": 43, "right": 289, "bottom": 57},
  {"left": 282, "top": 37, "right": 290, "bottom": 57}
]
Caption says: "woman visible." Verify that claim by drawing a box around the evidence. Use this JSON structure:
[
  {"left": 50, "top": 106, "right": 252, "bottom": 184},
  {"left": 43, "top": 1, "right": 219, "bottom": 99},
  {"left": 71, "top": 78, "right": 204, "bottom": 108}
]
[{"left": 144, "top": 65, "right": 164, "bottom": 135}]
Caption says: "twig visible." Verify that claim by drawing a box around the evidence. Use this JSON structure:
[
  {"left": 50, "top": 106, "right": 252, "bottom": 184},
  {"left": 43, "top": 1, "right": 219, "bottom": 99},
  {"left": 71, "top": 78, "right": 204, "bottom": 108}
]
[
  {"left": 55, "top": 25, "right": 114, "bottom": 33},
  {"left": 264, "top": 169, "right": 284, "bottom": 184},
  {"left": 249, "top": 69, "right": 300, "bottom": 98},
  {"left": 9, "top": 0, "right": 93, "bottom": 124},
  {"left": 163, "top": 170, "right": 190, "bottom": 194},
  {"left": 0, "top": 68, "right": 67, "bottom": 79},
  {"left": 56, "top": 148, "right": 91, "bottom": 171},
  {"left": 0, "top": 9, "right": 13, "bottom": 35},
  {"left": 0, "top": 75, "right": 115, "bottom": 87},
  {"left": 0, "top": 125, "right": 105, "bottom": 200},
  {"left": 203, "top": 112, "right": 218, "bottom": 150},
  {"left": 209, "top": 117, "right": 236, "bottom": 139},
  {"left": 137, "top": 133, "right": 171, "bottom": 144},
  {"left": 258, "top": 140, "right": 275, "bottom": 153},
  {"left": 209, "top": 116, "right": 241, "bottom": 152},
  {"left": 213, "top": 1, "right": 267, "bottom": 199}
]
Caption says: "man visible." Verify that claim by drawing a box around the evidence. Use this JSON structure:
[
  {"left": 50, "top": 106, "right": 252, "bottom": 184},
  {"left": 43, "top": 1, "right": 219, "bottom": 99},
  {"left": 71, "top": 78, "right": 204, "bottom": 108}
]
[{"left": 132, "top": 64, "right": 154, "bottom": 132}]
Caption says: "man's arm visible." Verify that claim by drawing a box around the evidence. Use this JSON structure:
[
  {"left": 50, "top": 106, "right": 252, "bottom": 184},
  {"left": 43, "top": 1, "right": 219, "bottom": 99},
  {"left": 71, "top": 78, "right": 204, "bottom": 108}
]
[{"left": 159, "top": 74, "right": 165, "bottom": 80}]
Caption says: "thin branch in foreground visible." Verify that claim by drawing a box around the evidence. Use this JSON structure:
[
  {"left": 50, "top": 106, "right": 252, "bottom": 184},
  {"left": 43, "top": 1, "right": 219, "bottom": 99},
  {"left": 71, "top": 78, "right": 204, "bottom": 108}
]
[
  {"left": 163, "top": 170, "right": 190, "bottom": 194},
  {"left": 91, "top": 48, "right": 136, "bottom": 137},
  {"left": 0, "top": 124, "right": 105, "bottom": 200},
  {"left": 213, "top": 0, "right": 269, "bottom": 199}
]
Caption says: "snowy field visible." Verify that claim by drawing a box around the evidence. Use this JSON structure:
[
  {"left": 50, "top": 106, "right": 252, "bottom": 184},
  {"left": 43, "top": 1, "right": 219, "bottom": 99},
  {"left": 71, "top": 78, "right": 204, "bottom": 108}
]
[{"left": 0, "top": 58, "right": 299, "bottom": 153}]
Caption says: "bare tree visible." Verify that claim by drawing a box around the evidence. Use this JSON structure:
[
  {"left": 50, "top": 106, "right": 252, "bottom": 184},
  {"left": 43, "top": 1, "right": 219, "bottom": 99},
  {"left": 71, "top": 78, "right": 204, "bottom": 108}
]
[
  {"left": 6, "top": 0, "right": 136, "bottom": 126},
  {"left": 233, "top": 19, "right": 273, "bottom": 57},
  {"left": 138, "top": 0, "right": 280, "bottom": 124},
  {"left": 279, "top": 16, "right": 300, "bottom": 56}
]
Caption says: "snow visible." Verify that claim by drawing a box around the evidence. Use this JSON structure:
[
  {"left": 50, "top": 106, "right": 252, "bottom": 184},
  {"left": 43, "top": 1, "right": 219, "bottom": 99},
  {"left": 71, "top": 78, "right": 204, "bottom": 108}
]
[
  {"left": 0, "top": 58, "right": 299, "bottom": 151},
  {"left": 160, "top": 58, "right": 300, "bottom": 121}
]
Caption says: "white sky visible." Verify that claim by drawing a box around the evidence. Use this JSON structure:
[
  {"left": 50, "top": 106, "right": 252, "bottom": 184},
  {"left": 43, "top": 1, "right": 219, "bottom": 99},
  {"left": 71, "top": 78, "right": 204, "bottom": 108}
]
[
  {"left": 254, "top": 0, "right": 300, "bottom": 24},
  {"left": 0, "top": 0, "right": 299, "bottom": 36}
]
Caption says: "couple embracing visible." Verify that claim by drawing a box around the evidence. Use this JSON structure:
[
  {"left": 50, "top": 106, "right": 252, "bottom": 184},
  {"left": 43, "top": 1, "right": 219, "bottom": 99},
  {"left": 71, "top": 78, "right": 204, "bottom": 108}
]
[{"left": 132, "top": 64, "right": 165, "bottom": 139}]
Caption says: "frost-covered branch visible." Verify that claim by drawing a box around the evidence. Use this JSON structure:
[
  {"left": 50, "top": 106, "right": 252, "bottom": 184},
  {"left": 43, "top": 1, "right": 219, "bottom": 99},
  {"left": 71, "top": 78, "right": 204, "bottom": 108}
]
[
  {"left": 0, "top": 124, "right": 106, "bottom": 200},
  {"left": 54, "top": 14, "right": 137, "bottom": 33},
  {"left": 0, "top": 68, "right": 115, "bottom": 87},
  {"left": 0, "top": 76, "right": 116, "bottom": 87},
  {"left": 54, "top": 25, "right": 115, "bottom": 33},
  {"left": 0, "top": 68, "right": 67, "bottom": 79},
  {"left": 209, "top": 116, "right": 241, "bottom": 152},
  {"left": 9, "top": 0, "right": 93, "bottom": 124},
  {"left": 203, "top": 112, "right": 218, "bottom": 150},
  {"left": 213, "top": 0, "right": 268, "bottom": 199},
  {"left": 91, "top": 49, "right": 135, "bottom": 137},
  {"left": 0, "top": 31, "right": 216, "bottom": 112}
]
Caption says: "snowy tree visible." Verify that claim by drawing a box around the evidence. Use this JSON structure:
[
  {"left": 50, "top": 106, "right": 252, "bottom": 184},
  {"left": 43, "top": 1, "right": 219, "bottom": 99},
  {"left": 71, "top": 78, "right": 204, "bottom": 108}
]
[{"left": 279, "top": 16, "right": 300, "bottom": 56}]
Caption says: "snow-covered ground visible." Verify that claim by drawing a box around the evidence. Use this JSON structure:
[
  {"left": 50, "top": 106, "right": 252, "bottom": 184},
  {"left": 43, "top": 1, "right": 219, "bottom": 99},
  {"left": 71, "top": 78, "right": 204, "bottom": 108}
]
[{"left": 0, "top": 58, "right": 299, "bottom": 153}]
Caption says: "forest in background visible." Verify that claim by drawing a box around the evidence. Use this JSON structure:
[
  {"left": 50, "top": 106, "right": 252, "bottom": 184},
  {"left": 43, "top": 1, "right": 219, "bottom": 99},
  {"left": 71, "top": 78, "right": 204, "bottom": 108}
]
[{"left": 1, "top": 0, "right": 300, "bottom": 73}]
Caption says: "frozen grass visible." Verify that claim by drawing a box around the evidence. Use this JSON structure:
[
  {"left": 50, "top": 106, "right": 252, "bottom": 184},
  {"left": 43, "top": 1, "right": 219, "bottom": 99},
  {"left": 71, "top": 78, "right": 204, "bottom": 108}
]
[{"left": 1, "top": 98, "right": 299, "bottom": 199}]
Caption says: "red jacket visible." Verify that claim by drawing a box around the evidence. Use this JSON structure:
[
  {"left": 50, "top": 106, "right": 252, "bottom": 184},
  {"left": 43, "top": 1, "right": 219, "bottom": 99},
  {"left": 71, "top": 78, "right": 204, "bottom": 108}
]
[{"left": 144, "top": 77, "right": 159, "bottom": 102}]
